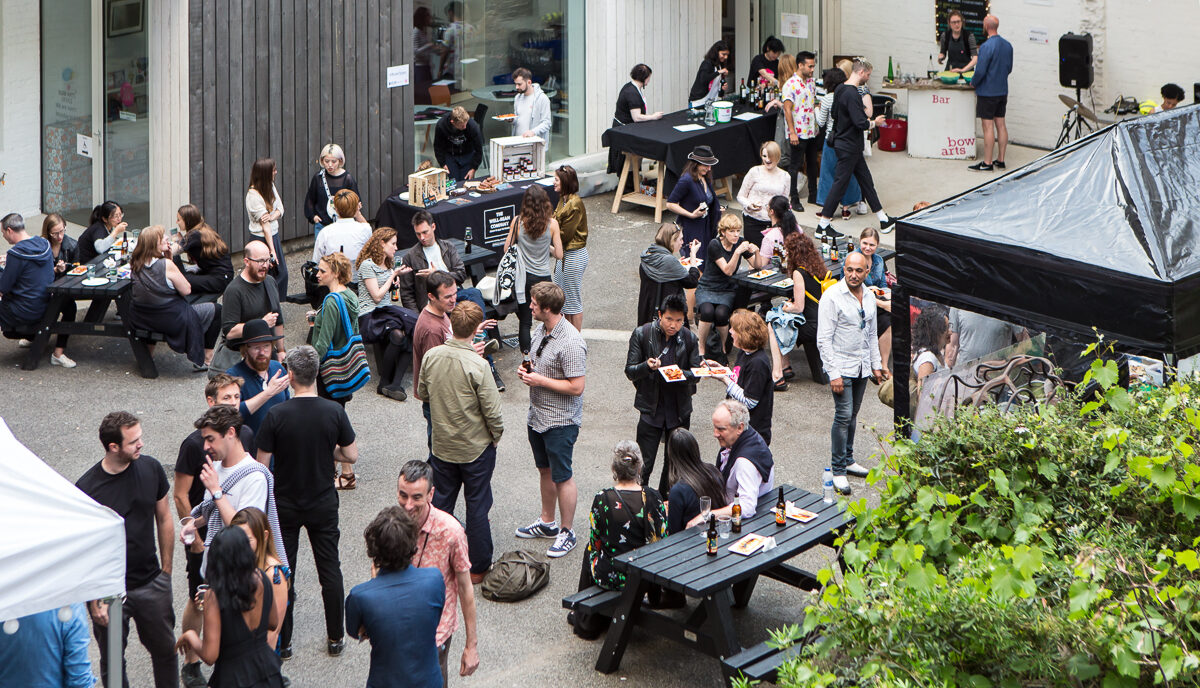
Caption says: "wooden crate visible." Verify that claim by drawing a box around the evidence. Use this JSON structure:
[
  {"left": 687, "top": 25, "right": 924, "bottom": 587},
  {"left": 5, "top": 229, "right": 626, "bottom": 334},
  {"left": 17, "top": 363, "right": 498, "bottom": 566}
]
[
  {"left": 408, "top": 167, "right": 449, "bottom": 207},
  {"left": 489, "top": 135, "right": 546, "bottom": 183}
]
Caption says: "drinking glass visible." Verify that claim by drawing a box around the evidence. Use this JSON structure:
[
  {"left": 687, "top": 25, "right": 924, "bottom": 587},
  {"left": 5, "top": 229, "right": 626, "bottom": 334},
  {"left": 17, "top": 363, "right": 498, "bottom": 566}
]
[
  {"left": 717, "top": 516, "right": 732, "bottom": 539},
  {"left": 699, "top": 496, "right": 712, "bottom": 525},
  {"left": 194, "top": 584, "right": 209, "bottom": 611}
]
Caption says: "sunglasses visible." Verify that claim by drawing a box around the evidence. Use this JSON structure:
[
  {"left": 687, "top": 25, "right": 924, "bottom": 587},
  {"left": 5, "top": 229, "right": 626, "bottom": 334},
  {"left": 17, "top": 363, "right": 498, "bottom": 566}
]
[{"left": 859, "top": 307, "right": 866, "bottom": 330}]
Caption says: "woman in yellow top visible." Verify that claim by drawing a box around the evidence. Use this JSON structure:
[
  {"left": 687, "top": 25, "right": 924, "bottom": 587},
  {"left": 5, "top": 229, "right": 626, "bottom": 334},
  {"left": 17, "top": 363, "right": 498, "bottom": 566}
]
[{"left": 552, "top": 165, "right": 589, "bottom": 331}]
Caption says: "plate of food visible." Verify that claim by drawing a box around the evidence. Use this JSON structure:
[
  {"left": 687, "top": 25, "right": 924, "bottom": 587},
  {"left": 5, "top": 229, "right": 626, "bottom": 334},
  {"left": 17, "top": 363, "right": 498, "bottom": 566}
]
[
  {"left": 67, "top": 265, "right": 89, "bottom": 276},
  {"left": 870, "top": 286, "right": 891, "bottom": 300},
  {"left": 691, "top": 367, "right": 715, "bottom": 377},
  {"left": 774, "top": 278, "right": 794, "bottom": 288},
  {"left": 704, "top": 365, "right": 732, "bottom": 377},
  {"left": 748, "top": 269, "right": 778, "bottom": 280},
  {"left": 771, "top": 502, "right": 819, "bottom": 522},
  {"left": 658, "top": 365, "right": 685, "bottom": 382},
  {"left": 680, "top": 257, "right": 703, "bottom": 268},
  {"left": 729, "top": 533, "right": 767, "bottom": 556},
  {"left": 492, "top": 113, "right": 517, "bottom": 121}
]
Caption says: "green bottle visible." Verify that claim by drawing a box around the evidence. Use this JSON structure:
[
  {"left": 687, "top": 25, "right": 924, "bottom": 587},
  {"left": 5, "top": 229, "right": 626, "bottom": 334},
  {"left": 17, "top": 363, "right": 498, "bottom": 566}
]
[{"left": 887, "top": 56, "right": 894, "bottom": 81}]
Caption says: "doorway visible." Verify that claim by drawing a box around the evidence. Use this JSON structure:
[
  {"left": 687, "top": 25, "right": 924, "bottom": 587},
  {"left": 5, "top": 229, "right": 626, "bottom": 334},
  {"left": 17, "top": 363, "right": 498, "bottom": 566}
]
[
  {"left": 41, "top": 0, "right": 151, "bottom": 228},
  {"left": 729, "top": 0, "right": 821, "bottom": 83}
]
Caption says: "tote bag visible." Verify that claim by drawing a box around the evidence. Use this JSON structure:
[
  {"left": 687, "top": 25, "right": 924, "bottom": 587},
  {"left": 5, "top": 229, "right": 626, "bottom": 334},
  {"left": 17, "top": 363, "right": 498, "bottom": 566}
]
[{"left": 319, "top": 291, "right": 371, "bottom": 398}]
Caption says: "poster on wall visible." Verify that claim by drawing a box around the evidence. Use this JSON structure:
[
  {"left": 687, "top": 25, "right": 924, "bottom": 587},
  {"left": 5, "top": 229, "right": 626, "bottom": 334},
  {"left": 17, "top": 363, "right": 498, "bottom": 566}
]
[{"left": 781, "top": 13, "right": 809, "bottom": 39}]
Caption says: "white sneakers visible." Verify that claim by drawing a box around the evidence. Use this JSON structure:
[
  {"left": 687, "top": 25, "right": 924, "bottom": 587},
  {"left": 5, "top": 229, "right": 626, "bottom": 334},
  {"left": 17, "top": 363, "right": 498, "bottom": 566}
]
[
  {"left": 50, "top": 353, "right": 77, "bottom": 368},
  {"left": 855, "top": 201, "right": 870, "bottom": 215},
  {"left": 17, "top": 338, "right": 31, "bottom": 348},
  {"left": 832, "top": 475, "right": 852, "bottom": 495},
  {"left": 845, "top": 462, "right": 870, "bottom": 478}
]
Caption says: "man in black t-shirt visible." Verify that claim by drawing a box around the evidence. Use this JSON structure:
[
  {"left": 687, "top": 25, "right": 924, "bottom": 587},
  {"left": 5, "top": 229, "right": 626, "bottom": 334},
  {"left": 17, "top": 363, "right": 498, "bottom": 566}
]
[
  {"left": 218, "top": 240, "right": 286, "bottom": 363},
  {"left": 256, "top": 345, "right": 358, "bottom": 658},
  {"left": 76, "top": 411, "right": 177, "bottom": 688},
  {"left": 173, "top": 373, "right": 256, "bottom": 687}
]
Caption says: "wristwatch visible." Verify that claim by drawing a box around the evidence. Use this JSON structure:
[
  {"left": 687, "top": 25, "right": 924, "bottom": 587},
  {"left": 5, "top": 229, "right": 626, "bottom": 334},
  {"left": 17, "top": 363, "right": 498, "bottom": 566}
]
[{"left": 212, "top": 489, "right": 224, "bottom": 501}]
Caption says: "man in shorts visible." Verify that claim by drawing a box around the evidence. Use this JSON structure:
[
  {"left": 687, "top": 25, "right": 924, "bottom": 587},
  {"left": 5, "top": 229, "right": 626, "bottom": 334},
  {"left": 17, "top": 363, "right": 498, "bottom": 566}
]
[
  {"left": 968, "top": 15, "right": 1013, "bottom": 172},
  {"left": 514, "top": 282, "right": 587, "bottom": 558}
]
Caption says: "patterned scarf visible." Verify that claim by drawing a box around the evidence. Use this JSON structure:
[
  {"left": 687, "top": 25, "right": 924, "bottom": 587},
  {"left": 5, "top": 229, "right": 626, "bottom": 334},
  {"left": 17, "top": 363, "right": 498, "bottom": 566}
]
[{"left": 191, "top": 457, "right": 289, "bottom": 569}]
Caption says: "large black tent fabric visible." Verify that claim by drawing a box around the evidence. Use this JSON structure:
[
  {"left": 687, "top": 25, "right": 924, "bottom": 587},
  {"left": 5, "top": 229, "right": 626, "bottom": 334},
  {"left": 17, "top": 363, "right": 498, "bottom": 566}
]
[{"left": 891, "top": 104, "right": 1200, "bottom": 428}]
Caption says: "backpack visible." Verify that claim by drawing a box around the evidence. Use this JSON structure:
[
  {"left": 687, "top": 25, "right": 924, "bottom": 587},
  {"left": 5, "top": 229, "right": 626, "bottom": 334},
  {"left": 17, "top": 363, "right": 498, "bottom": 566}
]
[
  {"left": 801, "top": 268, "right": 838, "bottom": 304},
  {"left": 480, "top": 550, "right": 550, "bottom": 602}
]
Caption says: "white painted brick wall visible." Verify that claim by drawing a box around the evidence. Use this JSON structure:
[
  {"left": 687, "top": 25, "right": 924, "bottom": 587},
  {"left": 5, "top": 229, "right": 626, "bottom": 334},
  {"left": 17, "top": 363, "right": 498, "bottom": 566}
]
[
  {"left": 0, "top": 0, "right": 43, "bottom": 216},
  {"left": 839, "top": 0, "right": 1200, "bottom": 150}
]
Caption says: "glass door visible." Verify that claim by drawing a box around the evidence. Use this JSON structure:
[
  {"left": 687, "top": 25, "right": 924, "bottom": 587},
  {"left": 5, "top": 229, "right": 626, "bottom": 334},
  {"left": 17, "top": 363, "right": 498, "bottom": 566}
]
[
  {"left": 103, "top": 0, "right": 151, "bottom": 227},
  {"left": 41, "top": 0, "right": 103, "bottom": 227}
]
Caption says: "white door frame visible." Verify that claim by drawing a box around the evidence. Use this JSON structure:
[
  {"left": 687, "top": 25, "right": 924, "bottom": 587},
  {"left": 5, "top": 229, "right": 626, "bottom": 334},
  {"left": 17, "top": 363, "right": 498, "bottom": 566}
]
[{"left": 90, "top": 0, "right": 105, "bottom": 205}]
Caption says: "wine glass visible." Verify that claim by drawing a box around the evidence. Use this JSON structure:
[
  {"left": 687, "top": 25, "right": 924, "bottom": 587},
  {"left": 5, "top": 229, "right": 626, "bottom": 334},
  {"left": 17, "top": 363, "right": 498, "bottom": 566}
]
[{"left": 699, "top": 496, "right": 712, "bottom": 529}]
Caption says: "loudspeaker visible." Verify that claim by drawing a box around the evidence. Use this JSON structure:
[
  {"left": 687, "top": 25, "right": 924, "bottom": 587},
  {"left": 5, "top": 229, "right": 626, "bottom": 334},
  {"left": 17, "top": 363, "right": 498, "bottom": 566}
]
[{"left": 1058, "top": 32, "right": 1094, "bottom": 89}]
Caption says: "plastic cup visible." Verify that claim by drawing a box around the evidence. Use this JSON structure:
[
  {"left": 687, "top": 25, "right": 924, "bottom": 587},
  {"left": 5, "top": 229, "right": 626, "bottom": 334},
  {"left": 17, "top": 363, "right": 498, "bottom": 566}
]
[
  {"left": 180, "top": 516, "right": 196, "bottom": 545},
  {"left": 194, "top": 584, "right": 209, "bottom": 611},
  {"left": 718, "top": 516, "right": 732, "bottom": 539}
]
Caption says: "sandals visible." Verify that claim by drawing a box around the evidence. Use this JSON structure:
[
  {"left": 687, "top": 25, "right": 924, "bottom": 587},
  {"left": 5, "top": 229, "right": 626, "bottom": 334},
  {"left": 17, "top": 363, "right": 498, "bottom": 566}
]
[
  {"left": 774, "top": 378, "right": 789, "bottom": 392},
  {"left": 782, "top": 366, "right": 795, "bottom": 380},
  {"left": 336, "top": 473, "right": 357, "bottom": 490},
  {"left": 841, "top": 207, "right": 852, "bottom": 221}
]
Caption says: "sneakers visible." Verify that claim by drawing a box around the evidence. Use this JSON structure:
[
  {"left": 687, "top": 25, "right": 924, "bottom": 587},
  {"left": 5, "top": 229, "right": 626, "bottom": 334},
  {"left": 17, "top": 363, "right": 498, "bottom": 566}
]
[
  {"left": 855, "top": 201, "right": 870, "bottom": 215},
  {"left": 327, "top": 638, "right": 345, "bottom": 656},
  {"left": 483, "top": 338, "right": 502, "bottom": 356},
  {"left": 845, "top": 462, "right": 870, "bottom": 478},
  {"left": 491, "top": 364, "right": 506, "bottom": 392},
  {"left": 840, "top": 206, "right": 852, "bottom": 220},
  {"left": 994, "top": 161, "right": 1007, "bottom": 169},
  {"left": 50, "top": 353, "right": 77, "bottom": 368},
  {"left": 279, "top": 646, "right": 294, "bottom": 661},
  {"left": 832, "top": 475, "right": 852, "bottom": 495},
  {"left": 181, "top": 661, "right": 206, "bottom": 688},
  {"left": 515, "top": 519, "right": 559, "bottom": 539},
  {"left": 967, "top": 161, "right": 994, "bottom": 171},
  {"left": 547, "top": 529, "right": 577, "bottom": 558},
  {"left": 818, "top": 226, "right": 845, "bottom": 240},
  {"left": 879, "top": 215, "right": 897, "bottom": 234},
  {"left": 16, "top": 338, "right": 31, "bottom": 348},
  {"left": 378, "top": 384, "right": 407, "bottom": 401}
]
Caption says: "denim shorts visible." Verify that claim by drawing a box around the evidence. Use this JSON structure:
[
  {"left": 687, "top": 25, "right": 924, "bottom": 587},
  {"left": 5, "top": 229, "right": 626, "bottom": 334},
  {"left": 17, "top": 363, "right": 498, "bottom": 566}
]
[{"left": 528, "top": 424, "right": 579, "bottom": 483}]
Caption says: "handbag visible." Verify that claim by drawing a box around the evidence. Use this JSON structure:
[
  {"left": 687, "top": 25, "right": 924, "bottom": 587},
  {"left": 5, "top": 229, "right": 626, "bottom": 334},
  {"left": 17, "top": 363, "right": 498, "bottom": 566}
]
[
  {"left": 318, "top": 292, "right": 371, "bottom": 398},
  {"left": 481, "top": 550, "right": 550, "bottom": 602},
  {"left": 320, "top": 170, "right": 338, "bottom": 220}
]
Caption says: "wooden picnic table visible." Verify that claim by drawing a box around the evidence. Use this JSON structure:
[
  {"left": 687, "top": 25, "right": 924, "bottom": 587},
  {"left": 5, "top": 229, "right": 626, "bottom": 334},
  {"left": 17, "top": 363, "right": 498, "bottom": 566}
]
[{"left": 592, "top": 484, "right": 853, "bottom": 679}]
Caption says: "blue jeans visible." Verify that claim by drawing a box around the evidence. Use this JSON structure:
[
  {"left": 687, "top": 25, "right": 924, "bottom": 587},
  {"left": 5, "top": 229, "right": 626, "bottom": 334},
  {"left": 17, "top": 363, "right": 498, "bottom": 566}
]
[
  {"left": 830, "top": 376, "right": 869, "bottom": 475},
  {"left": 313, "top": 221, "right": 324, "bottom": 237},
  {"left": 270, "top": 232, "right": 289, "bottom": 296},
  {"left": 445, "top": 153, "right": 477, "bottom": 182},
  {"left": 430, "top": 444, "right": 497, "bottom": 574},
  {"left": 456, "top": 287, "right": 495, "bottom": 366}
]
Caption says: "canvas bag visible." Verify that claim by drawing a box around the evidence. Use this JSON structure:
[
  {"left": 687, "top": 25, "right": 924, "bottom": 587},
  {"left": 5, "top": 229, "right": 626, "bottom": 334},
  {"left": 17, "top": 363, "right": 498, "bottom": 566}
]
[
  {"left": 318, "top": 291, "right": 371, "bottom": 398},
  {"left": 481, "top": 550, "right": 550, "bottom": 602}
]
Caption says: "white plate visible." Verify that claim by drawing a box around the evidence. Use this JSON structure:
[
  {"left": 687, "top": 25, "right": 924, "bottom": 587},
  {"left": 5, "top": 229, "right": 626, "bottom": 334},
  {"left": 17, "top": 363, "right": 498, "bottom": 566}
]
[
  {"left": 399, "top": 192, "right": 410, "bottom": 201},
  {"left": 81, "top": 277, "right": 110, "bottom": 287}
]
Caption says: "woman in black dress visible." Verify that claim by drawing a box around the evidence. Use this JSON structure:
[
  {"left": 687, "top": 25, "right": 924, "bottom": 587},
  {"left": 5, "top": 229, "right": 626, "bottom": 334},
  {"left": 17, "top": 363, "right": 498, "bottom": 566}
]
[
  {"left": 77, "top": 200, "right": 128, "bottom": 264},
  {"left": 173, "top": 204, "right": 235, "bottom": 303},
  {"left": 636, "top": 223, "right": 700, "bottom": 327},
  {"left": 39, "top": 213, "right": 78, "bottom": 366},
  {"left": 713, "top": 309, "right": 776, "bottom": 444},
  {"left": 688, "top": 40, "right": 730, "bottom": 106},
  {"left": 176, "top": 527, "right": 284, "bottom": 688},
  {"left": 693, "top": 213, "right": 767, "bottom": 362},
  {"left": 665, "top": 146, "right": 722, "bottom": 262},
  {"left": 766, "top": 230, "right": 829, "bottom": 384},
  {"left": 609, "top": 63, "right": 665, "bottom": 175}
]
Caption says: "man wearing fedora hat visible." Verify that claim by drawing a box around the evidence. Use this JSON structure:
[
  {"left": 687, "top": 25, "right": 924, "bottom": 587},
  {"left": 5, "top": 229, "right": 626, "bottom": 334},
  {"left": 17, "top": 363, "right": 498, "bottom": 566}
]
[{"left": 226, "top": 318, "right": 291, "bottom": 436}]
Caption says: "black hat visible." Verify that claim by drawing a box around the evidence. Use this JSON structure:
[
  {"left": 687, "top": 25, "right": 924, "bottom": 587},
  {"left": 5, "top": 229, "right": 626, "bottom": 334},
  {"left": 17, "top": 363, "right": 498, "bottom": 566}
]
[
  {"left": 227, "top": 318, "right": 283, "bottom": 348},
  {"left": 687, "top": 145, "right": 719, "bottom": 166}
]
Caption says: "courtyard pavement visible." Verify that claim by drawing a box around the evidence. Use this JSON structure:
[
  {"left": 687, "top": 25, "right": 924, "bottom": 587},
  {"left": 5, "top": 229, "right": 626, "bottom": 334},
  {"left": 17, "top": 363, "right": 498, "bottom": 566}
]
[{"left": 1, "top": 141, "right": 1046, "bottom": 687}]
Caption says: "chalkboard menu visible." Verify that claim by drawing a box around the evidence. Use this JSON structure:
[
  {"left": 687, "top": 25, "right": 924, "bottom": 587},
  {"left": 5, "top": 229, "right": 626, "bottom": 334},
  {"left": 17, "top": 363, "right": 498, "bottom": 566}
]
[{"left": 935, "top": 0, "right": 990, "bottom": 46}]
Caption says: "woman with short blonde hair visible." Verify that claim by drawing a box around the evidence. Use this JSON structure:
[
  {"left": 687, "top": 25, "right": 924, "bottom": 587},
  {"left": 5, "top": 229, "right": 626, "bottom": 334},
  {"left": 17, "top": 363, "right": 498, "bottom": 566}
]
[
  {"left": 694, "top": 214, "right": 768, "bottom": 362},
  {"left": 736, "top": 140, "right": 790, "bottom": 247},
  {"left": 304, "top": 142, "right": 365, "bottom": 236}
]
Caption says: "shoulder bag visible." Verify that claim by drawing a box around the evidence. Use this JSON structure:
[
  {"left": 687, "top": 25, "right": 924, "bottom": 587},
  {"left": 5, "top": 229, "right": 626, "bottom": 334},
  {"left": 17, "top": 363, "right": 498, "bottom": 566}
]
[
  {"left": 320, "top": 170, "right": 338, "bottom": 220},
  {"left": 319, "top": 291, "right": 371, "bottom": 398}
]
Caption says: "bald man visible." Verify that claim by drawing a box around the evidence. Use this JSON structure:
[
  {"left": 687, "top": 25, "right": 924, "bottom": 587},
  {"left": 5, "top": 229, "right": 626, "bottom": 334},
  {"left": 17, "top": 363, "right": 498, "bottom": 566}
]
[
  {"left": 968, "top": 15, "right": 1013, "bottom": 172},
  {"left": 219, "top": 240, "right": 286, "bottom": 361},
  {"left": 816, "top": 252, "right": 887, "bottom": 496}
]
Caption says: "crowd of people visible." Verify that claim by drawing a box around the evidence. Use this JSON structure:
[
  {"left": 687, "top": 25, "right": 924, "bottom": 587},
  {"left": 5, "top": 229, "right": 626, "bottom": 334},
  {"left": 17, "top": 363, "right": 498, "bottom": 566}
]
[{"left": 0, "top": 29, "right": 1050, "bottom": 686}]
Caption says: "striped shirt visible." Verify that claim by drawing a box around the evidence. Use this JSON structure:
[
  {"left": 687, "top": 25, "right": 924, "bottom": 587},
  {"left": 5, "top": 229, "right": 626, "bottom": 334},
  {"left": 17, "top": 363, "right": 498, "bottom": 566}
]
[{"left": 527, "top": 316, "right": 587, "bottom": 431}]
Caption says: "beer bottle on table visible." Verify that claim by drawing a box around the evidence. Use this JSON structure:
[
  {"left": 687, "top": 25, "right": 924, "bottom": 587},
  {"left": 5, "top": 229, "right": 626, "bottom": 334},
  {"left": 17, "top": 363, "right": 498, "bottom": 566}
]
[
  {"left": 731, "top": 503, "right": 742, "bottom": 534},
  {"left": 775, "top": 487, "right": 787, "bottom": 526},
  {"left": 830, "top": 241, "right": 839, "bottom": 262},
  {"left": 706, "top": 516, "right": 719, "bottom": 556},
  {"left": 464, "top": 227, "right": 473, "bottom": 254}
]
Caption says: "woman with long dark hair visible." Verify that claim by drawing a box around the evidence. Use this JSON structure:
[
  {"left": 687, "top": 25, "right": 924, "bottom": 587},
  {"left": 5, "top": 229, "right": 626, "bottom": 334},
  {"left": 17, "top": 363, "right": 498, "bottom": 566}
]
[
  {"left": 173, "top": 204, "right": 234, "bottom": 303},
  {"left": 758, "top": 195, "right": 801, "bottom": 259},
  {"left": 229, "top": 507, "right": 290, "bottom": 652},
  {"left": 502, "top": 185, "right": 562, "bottom": 354},
  {"left": 245, "top": 158, "right": 287, "bottom": 294},
  {"left": 356, "top": 227, "right": 417, "bottom": 402},
  {"left": 665, "top": 429, "right": 727, "bottom": 534},
  {"left": 77, "top": 200, "right": 128, "bottom": 264},
  {"left": 175, "top": 527, "right": 284, "bottom": 687},
  {"left": 128, "top": 225, "right": 222, "bottom": 370},
  {"left": 552, "top": 166, "right": 589, "bottom": 331},
  {"left": 39, "top": 213, "right": 77, "bottom": 366},
  {"left": 912, "top": 305, "right": 950, "bottom": 383},
  {"left": 665, "top": 146, "right": 721, "bottom": 261},
  {"left": 766, "top": 230, "right": 828, "bottom": 384},
  {"left": 688, "top": 40, "right": 730, "bottom": 106}
]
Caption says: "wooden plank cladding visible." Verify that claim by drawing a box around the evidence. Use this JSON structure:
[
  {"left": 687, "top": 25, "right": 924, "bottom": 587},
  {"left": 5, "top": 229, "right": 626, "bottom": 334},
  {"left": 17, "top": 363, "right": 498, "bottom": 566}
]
[{"left": 189, "top": 0, "right": 415, "bottom": 254}]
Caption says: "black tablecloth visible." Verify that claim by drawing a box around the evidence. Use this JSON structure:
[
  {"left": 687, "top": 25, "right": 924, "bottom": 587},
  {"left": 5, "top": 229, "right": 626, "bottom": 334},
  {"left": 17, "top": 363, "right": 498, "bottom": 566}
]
[
  {"left": 374, "top": 179, "right": 559, "bottom": 269},
  {"left": 602, "top": 108, "right": 779, "bottom": 191}
]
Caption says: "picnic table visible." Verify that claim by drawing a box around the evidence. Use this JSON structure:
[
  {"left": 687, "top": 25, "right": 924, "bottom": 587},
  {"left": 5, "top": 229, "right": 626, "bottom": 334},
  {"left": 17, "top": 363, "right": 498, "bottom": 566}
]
[
  {"left": 23, "top": 260, "right": 159, "bottom": 378},
  {"left": 584, "top": 484, "right": 853, "bottom": 681},
  {"left": 730, "top": 241, "right": 897, "bottom": 300}
]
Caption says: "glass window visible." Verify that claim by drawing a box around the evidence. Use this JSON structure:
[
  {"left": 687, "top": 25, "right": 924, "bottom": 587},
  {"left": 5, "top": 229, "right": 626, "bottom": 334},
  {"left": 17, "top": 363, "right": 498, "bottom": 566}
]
[
  {"left": 104, "top": 0, "right": 151, "bottom": 228},
  {"left": 413, "top": 0, "right": 582, "bottom": 173},
  {"left": 41, "top": 0, "right": 95, "bottom": 227}
]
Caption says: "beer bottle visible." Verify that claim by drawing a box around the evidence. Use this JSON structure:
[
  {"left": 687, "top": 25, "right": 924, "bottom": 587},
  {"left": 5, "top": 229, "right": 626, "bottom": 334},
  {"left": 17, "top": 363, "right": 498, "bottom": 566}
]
[
  {"left": 464, "top": 227, "right": 473, "bottom": 254},
  {"left": 706, "top": 516, "right": 719, "bottom": 555},
  {"left": 830, "top": 241, "right": 839, "bottom": 262},
  {"left": 775, "top": 487, "right": 787, "bottom": 526},
  {"left": 731, "top": 503, "right": 742, "bottom": 534},
  {"left": 521, "top": 353, "right": 533, "bottom": 373}
]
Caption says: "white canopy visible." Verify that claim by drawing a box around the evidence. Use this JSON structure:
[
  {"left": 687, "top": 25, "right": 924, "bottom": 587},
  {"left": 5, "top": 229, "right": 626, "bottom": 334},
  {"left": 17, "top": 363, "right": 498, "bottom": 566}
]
[{"left": 0, "top": 418, "right": 125, "bottom": 621}]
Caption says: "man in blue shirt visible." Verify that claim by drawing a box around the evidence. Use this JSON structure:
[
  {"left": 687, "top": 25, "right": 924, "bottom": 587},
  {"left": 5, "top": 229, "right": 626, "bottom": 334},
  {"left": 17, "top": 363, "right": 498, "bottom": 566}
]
[
  {"left": 968, "top": 15, "right": 1013, "bottom": 172},
  {"left": 346, "top": 506, "right": 445, "bottom": 688},
  {"left": 0, "top": 603, "right": 94, "bottom": 688},
  {"left": 226, "top": 318, "right": 291, "bottom": 437}
]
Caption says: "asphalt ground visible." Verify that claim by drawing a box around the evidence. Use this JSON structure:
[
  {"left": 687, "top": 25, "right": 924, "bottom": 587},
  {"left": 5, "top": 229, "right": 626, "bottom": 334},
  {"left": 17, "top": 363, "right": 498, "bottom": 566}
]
[{"left": 2, "top": 142, "right": 1043, "bottom": 687}]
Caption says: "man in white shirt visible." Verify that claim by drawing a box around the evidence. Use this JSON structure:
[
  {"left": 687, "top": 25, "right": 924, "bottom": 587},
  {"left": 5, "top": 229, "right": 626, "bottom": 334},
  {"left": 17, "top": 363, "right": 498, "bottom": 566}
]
[
  {"left": 311, "top": 189, "right": 372, "bottom": 265},
  {"left": 689, "top": 400, "right": 774, "bottom": 526},
  {"left": 817, "top": 252, "right": 889, "bottom": 495},
  {"left": 510, "top": 67, "right": 551, "bottom": 140}
]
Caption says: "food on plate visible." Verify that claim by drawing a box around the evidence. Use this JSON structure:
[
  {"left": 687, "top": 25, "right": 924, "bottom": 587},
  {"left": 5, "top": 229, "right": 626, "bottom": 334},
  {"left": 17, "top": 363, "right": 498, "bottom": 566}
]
[
  {"left": 771, "top": 502, "right": 819, "bottom": 522},
  {"left": 493, "top": 113, "right": 517, "bottom": 121},
  {"left": 691, "top": 367, "right": 715, "bottom": 377},
  {"left": 68, "top": 265, "right": 89, "bottom": 276},
  {"left": 729, "top": 533, "right": 767, "bottom": 555},
  {"left": 774, "top": 278, "right": 794, "bottom": 288},
  {"left": 477, "top": 176, "right": 502, "bottom": 192},
  {"left": 748, "top": 269, "right": 778, "bottom": 280},
  {"left": 658, "top": 365, "right": 685, "bottom": 382},
  {"left": 680, "top": 257, "right": 703, "bottom": 268},
  {"left": 704, "top": 365, "right": 732, "bottom": 377}
]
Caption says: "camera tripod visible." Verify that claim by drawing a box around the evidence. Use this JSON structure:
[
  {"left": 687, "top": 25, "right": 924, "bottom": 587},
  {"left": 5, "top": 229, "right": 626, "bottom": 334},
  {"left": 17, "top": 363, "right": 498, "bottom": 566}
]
[{"left": 1055, "top": 87, "right": 1099, "bottom": 148}]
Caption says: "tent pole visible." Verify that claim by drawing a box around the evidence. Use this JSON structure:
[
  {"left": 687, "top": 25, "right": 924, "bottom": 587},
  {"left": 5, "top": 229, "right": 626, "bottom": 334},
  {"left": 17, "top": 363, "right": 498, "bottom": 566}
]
[{"left": 108, "top": 597, "right": 123, "bottom": 688}]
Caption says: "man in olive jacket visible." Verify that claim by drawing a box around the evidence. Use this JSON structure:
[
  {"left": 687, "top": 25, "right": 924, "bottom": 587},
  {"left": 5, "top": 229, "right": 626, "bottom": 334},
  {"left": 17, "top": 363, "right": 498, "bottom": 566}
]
[{"left": 624, "top": 293, "right": 701, "bottom": 493}]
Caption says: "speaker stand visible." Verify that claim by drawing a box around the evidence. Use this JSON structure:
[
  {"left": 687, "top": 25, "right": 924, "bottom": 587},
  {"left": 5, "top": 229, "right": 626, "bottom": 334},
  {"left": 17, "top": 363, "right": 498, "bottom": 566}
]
[{"left": 1055, "top": 87, "right": 1095, "bottom": 148}]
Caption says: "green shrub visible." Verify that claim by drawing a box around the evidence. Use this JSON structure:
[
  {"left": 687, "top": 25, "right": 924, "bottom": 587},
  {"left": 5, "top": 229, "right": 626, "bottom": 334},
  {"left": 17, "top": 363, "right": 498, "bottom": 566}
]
[{"left": 768, "top": 354, "right": 1200, "bottom": 687}]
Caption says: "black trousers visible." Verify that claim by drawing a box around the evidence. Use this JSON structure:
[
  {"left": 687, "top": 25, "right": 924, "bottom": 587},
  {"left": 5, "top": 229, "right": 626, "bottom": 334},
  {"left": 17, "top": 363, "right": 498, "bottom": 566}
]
[
  {"left": 636, "top": 414, "right": 690, "bottom": 496},
  {"left": 55, "top": 298, "right": 77, "bottom": 350},
  {"left": 430, "top": 445, "right": 497, "bottom": 574},
  {"left": 788, "top": 138, "right": 821, "bottom": 202},
  {"left": 742, "top": 216, "right": 771, "bottom": 248},
  {"left": 820, "top": 143, "right": 882, "bottom": 218},
  {"left": 93, "top": 569, "right": 177, "bottom": 688},
  {"left": 516, "top": 274, "right": 552, "bottom": 353},
  {"left": 278, "top": 492, "right": 345, "bottom": 646}
]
